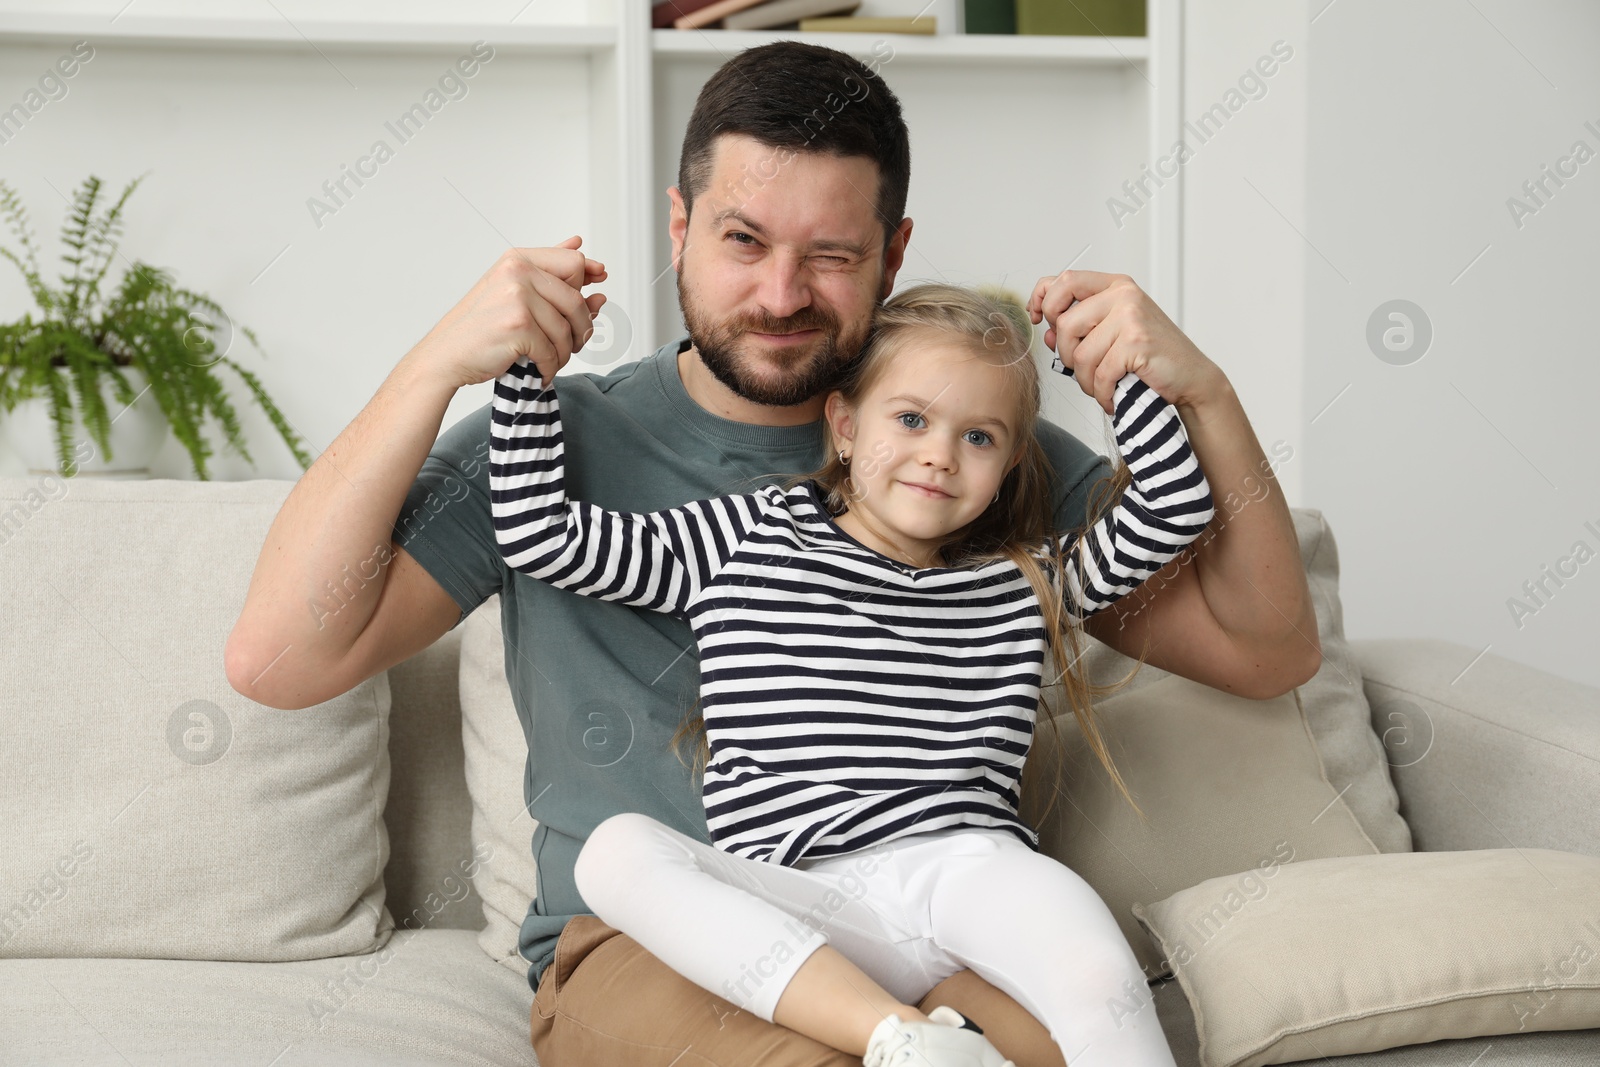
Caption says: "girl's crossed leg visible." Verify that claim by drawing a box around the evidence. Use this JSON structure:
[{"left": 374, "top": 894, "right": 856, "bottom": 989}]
[
  {"left": 573, "top": 812, "right": 1177, "bottom": 1064},
  {"left": 905, "top": 829, "right": 1180, "bottom": 1067},
  {"left": 573, "top": 811, "right": 955, "bottom": 1055}
]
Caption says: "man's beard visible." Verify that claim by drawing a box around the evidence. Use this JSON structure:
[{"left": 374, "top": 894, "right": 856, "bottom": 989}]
[{"left": 677, "top": 264, "right": 873, "bottom": 407}]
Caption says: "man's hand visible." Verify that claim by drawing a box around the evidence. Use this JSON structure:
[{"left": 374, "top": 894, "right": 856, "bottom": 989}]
[
  {"left": 1026, "top": 270, "right": 1219, "bottom": 414},
  {"left": 414, "top": 236, "right": 609, "bottom": 390}
]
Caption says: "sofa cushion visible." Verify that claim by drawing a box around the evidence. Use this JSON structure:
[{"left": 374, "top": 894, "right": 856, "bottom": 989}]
[
  {"left": 1132, "top": 848, "right": 1600, "bottom": 1067},
  {"left": 459, "top": 594, "right": 543, "bottom": 978},
  {"left": 384, "top": 624, "right": 492, "bottom": 932},
  {"left": 1031, "top": 672, "right": 1380, "bottom": 980},
  {"left": 1077, "top": 506, "right": 1413, "bottom": 854},
  {"left": 0, "top": 928, "right": 537, "bottom": 1066},
  {"left": 1144, "top": 968, "right": 1600, "bottom": 1067},
  {"left": 0, "top": 476, "right": 391, "bottom": 961},
  {"left": 1355, "top": 637, "right": 1600, "bottom": 860}
]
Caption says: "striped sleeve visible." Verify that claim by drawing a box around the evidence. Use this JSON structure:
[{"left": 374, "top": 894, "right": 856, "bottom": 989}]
[
  {"left": 487, "top": 356, "right": 765, "bottom": 617},
  {"left": 1050, "top": 358, "right": 1216, "bottom": 619}
]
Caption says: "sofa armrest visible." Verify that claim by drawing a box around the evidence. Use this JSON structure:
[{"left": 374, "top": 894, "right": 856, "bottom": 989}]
[{"left": 1351, "top": 638, "right": 1600, "bottom": 859}]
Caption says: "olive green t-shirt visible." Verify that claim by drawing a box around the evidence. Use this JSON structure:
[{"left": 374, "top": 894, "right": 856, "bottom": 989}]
[{"left": 392, "top": 335, "right": 1114, "bottom": 992}]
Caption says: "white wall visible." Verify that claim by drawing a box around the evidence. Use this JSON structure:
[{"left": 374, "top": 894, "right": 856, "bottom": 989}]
[
  {"left": 1178, "top": 2, "right": 1307, "bottom": 508},
  {"left": 1184, "top": 0, "right": 1599, "bottom": 690},
  {"left": 1301, "top": 0, "right": 1599, "bottom": 689}
]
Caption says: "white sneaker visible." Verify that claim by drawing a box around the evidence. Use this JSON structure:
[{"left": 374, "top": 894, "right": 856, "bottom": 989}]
[{"left": 862, "top": 1005, "right": 1016, "bottom": 1067}]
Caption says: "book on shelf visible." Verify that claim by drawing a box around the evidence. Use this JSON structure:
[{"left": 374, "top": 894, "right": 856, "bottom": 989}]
[
  {"left": 651, "top": 0, "right": 724, "bottom": 29},
  {"left": 723, "top": 0, "right": 862, "bottom": 31},
  {"left": 797, "top": 15, "right": 936, "bottom": 33},
  {"left": 963, "top": 0, "right": 1015, "bottom": 34},
  {"left": 1015, "top": 0, "right": 1144, "bottom": 36},
  {"left": 673, "top": 0, "right": 769, "bottom": 29}
]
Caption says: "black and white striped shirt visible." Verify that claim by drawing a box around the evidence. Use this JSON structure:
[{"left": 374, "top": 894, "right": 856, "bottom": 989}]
[{"left": 489, "top": 354, "right": 1214, "bottom": 866}]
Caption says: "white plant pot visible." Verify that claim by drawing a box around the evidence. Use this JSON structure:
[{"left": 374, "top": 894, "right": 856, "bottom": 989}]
[{"left": 1, "top": 366, "right": 169, "bottom": 479}]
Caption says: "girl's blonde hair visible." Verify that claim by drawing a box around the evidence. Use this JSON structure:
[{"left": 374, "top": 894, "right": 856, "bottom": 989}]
[{"left": 671, "top": 281, "right": 1155, "bottom": 828}]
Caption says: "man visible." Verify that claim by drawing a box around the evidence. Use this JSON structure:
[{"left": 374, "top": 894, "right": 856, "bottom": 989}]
[{"left": 227, "top": 40, "right": 1318, "bottom": 1066}]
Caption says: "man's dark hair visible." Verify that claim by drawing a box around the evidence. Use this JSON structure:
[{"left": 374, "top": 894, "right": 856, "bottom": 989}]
[{"left": 677, "top": 41, "right": 911, "bottom": 253}]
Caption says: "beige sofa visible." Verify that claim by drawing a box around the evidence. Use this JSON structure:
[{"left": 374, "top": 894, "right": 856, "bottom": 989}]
[{"left": 1, "top": 474, "right": 1596, "bottom": 1066}]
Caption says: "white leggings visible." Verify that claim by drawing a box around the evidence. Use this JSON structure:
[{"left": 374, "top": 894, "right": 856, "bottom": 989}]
[{"left": 573, "top": 812, "right": 1178, "bottom": 1067}]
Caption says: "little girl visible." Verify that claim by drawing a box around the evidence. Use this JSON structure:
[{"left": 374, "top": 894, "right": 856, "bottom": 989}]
[{"left": 488, "top": 282, "right": 1212, "bottom": 1067}]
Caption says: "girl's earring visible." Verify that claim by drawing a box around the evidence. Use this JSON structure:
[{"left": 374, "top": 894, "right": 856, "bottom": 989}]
[
  {"left": 838, "top": 448, "right": 849, "bottom": 466},
  {"left": 993, "top": 488, "right": 1001, "bottom": 503}
]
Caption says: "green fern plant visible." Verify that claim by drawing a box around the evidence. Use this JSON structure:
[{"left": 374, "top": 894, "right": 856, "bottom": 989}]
[{"left": 0, "top": 173, "right": 312, "bottom": 479}]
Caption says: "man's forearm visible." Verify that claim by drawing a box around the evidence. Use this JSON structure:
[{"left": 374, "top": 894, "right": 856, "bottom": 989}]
[
  {"left": 1175, "top": 368, "right": 1321, "bottom": 679},
  {"left": 226, "top": 348, "right": 459, "bottom": 696}
]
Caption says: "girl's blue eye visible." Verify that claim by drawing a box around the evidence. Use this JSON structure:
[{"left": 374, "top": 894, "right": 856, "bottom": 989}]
[
  {"left": 897, "top": 412, "right": 925, "bottom": 429},
  {"left": 965, "top": 429, "right": 994, "bottom": 448}
]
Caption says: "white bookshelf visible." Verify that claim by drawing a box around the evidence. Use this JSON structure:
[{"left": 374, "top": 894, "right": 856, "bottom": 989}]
[
  {"left": 651, "top": 27, "right": 1151, "bottom": 63},
  {"left": 0, "top": 0, "right": 1181, "bottom": 385},
  {"left": 0, "top": 13, "right": 619, "bottom": 52}
]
